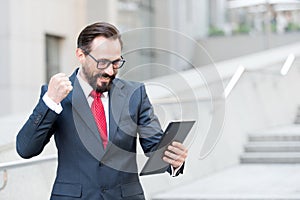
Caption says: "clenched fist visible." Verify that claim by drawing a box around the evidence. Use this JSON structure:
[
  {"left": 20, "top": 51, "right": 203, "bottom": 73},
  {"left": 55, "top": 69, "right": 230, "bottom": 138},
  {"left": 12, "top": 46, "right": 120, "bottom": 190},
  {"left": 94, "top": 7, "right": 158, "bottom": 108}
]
[{"left": 47, "top": 73, "right": 73, "bottom": 104}]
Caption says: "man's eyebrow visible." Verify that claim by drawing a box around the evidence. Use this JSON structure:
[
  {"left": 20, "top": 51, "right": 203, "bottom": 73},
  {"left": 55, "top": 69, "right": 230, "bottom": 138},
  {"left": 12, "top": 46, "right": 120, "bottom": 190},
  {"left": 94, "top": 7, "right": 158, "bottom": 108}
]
[{"left": 98, "top": 57, "right": 122, "bottom": 61}]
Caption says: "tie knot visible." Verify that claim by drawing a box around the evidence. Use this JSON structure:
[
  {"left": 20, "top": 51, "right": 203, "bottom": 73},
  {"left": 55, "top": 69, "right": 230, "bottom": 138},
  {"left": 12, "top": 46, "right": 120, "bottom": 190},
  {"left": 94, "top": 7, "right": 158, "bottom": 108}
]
[{"left": 90, "top": 90, "right": 101, "bottom": 98}]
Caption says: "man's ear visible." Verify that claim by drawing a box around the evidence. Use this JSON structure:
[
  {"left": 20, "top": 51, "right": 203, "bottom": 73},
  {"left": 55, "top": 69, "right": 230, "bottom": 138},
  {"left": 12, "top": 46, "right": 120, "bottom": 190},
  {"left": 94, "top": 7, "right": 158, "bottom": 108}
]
[{"left": 75, "top": 48, "right": 85, "bottom": 63}]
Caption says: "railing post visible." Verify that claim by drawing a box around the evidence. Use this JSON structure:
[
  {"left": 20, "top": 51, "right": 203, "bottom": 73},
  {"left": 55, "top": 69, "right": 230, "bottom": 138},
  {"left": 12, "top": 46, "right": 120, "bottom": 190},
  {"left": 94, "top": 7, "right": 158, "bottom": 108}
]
[{"left": 0, "top": 169, "right": 8, "bottom": 191}]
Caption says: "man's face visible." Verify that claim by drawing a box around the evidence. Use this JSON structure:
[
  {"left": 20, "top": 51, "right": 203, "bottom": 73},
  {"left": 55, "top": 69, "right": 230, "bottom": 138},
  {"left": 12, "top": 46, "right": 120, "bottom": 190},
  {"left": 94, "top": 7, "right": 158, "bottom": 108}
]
[{"left": 79, "top": 36, "right": 122, "bottom": 93}]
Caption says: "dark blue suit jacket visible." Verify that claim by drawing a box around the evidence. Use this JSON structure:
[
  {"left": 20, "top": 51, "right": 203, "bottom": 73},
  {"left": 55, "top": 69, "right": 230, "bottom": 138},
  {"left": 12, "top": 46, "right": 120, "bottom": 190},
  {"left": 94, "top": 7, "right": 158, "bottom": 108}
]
[{"left": 16, "top": 69, "right": 182, "bottom": 200}]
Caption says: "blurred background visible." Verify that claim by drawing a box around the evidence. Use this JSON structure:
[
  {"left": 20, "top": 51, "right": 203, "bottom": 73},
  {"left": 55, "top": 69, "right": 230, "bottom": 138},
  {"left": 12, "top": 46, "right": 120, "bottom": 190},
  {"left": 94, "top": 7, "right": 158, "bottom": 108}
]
[{"left": 1, "top": 0, "right": 300, "bottom": 199}]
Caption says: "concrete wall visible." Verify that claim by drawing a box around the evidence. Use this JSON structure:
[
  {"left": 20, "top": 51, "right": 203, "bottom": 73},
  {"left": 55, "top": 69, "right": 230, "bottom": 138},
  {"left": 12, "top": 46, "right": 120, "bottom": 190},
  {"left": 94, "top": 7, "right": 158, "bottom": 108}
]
[
  {"left": 0, "top": 0, "right": 86, "bottom": 116},
  {"left": 86, "top": 0, "right": 117, "bottom": 24},
  {"left": 0, "top": 1, "right": 12, "bottom": 116},
  {"left": 196, "top": 32, "right": 300, "bottom": 66}
]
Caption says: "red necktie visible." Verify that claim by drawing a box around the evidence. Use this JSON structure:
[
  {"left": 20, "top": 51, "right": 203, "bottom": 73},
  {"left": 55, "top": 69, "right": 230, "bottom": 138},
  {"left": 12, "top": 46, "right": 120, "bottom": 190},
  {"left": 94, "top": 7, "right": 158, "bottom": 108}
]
[{"left": 90, "top": 90, "right": 108, "bottom": 149}]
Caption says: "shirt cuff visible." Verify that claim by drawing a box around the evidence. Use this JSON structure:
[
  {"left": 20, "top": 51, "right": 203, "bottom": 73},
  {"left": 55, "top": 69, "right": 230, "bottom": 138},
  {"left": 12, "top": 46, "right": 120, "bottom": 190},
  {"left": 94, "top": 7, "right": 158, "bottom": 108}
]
[
  {"left": 170, "top": 163, "right": 183, "bottom": 177},
  {"left": 42, "top": 92, "right": 63, "bottom": 114}
]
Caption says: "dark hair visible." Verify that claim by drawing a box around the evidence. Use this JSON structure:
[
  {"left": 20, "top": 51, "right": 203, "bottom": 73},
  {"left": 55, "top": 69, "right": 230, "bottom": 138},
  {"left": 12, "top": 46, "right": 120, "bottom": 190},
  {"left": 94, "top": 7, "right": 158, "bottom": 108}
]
[{"left": 77, "top": 22, "right": 123, "bottom": 54}]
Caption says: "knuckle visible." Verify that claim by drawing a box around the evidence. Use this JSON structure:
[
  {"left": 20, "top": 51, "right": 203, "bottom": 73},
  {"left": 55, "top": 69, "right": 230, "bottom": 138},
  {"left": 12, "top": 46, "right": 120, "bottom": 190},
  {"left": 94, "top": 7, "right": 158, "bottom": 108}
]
[
  {"left": 178, "top": 155, "right": 183, "bottom": 161},
  {"left": 164, "top": 151, "right": 169, "bottom": 156},
  {"left": 169, "top": 159, "right": 174, "bottom": 164},
  {"left": 59, "top": 81, "right": 65, "bottom": 87}
]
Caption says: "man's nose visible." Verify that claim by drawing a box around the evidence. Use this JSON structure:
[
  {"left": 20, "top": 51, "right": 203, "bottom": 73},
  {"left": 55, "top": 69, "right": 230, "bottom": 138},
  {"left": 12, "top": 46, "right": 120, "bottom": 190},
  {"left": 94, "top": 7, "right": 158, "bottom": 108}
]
[{"left": 104, "top": 64, "right": 114, "bottom": 76}]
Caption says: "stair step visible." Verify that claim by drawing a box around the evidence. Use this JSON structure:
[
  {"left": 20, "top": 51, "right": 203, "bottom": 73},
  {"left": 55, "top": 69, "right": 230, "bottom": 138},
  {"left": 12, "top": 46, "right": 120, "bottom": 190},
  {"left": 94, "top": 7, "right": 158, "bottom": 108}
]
[
  {"left": 245, "top": 142, "right": 300, "bottom": 152},
  {"left": 240, "top": 152, "right": 300, "bottom": 164},
  {"left": 249, "top": 134, "right": 300, "bottom": 142}
]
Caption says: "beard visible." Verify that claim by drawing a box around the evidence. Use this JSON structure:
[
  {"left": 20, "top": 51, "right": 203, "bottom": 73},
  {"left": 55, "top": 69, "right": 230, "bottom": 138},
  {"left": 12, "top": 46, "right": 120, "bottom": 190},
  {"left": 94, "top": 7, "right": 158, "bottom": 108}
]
[{"left": 82, "top": 64, "right": 116, "bottom": 93}]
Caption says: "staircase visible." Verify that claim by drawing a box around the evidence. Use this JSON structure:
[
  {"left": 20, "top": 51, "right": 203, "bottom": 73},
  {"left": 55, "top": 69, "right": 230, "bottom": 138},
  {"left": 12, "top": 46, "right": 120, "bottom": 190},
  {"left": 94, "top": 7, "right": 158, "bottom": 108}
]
[{"left": 240, "top": 127, "right": 300, "bottom": 164}]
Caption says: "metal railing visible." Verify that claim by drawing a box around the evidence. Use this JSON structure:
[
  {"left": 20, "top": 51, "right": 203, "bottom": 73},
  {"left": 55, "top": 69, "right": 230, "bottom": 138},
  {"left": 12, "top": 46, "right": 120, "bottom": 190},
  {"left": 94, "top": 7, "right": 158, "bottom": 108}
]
[{"left": 0, "top": 154, "right": 57, "bottom": 191}]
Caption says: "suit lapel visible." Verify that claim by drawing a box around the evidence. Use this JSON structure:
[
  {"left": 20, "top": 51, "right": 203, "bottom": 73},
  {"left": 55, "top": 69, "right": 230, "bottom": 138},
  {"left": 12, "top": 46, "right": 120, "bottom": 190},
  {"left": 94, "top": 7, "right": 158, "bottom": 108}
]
[
  {"left": 107, "top": 79, "right": 127, "bottom": 147},
  {"left": 68, "top": 69, "right": 105, "bottom": 159}
]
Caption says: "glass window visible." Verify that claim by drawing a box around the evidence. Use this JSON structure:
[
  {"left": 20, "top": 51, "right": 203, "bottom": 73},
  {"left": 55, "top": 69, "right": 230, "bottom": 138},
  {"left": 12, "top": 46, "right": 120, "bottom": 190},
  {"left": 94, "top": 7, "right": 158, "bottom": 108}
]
[{"left": 45, "top": 35, "right": 63, "bottom": 82}]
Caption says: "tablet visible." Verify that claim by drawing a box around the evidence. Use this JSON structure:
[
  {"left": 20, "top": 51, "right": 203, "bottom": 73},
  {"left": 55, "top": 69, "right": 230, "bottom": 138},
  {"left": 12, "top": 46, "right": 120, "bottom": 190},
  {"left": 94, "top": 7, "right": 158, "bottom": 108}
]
[{"left": 139, "top": 120, "right": 195, "bottom": 176}]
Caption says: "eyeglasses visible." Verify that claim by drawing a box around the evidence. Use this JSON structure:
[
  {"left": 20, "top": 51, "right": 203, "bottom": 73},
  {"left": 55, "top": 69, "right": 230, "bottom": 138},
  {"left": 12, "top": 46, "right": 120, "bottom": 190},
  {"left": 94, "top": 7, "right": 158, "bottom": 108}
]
[{"left": 82, "top": 49, "right": 126, "bottom": 70}]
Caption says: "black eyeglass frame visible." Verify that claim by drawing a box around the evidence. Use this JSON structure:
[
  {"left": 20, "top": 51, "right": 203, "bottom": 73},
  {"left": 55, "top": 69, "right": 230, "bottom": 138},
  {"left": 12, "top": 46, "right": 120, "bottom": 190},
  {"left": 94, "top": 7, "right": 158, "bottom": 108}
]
[{"left": 81, "top": 49, "right": 126, "bottom": 70}]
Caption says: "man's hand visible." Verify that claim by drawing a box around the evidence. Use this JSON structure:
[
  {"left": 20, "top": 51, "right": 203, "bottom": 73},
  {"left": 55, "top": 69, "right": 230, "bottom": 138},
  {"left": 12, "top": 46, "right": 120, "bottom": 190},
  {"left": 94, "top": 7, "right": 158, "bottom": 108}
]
[
  {"left": 163, "top": 141, "right": 188, "bottom": 169},
  {"left": 47, "top": 73, "right": 73, "bottom": 104}
]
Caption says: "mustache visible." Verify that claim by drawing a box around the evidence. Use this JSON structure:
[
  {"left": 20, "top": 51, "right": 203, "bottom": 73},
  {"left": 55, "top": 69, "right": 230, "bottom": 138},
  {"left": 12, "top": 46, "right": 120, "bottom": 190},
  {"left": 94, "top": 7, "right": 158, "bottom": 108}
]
[{"left": 95, "top": 73, "right": 115, "bottom": 79}]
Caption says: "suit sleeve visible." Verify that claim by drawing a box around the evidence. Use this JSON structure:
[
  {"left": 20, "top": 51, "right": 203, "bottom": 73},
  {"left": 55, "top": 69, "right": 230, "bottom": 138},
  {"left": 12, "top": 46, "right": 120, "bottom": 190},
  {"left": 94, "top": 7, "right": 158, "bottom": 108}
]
[
  {"left": 137, "top": 84, "right": 184, "bottom": 176},
  {"left": 137, "top": 84, "right": 163, "bottom": 154},
  {"left": 16, "top": 85, "right": 58, "bottom": 159}
]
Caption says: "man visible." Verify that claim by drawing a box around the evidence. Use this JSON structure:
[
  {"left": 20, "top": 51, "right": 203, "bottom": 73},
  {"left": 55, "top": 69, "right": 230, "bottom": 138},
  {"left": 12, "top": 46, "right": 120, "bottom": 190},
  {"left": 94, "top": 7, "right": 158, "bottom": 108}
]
[{"left": 16, "top": 22, "right": 188, "bottom": 200}]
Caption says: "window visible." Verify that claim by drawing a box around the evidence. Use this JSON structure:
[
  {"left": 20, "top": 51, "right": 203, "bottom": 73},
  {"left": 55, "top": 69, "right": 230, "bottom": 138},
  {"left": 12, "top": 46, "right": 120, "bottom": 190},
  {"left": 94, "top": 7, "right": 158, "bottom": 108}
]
[{"left": 45, "top": 34, "right": 63, "bottom": 82}]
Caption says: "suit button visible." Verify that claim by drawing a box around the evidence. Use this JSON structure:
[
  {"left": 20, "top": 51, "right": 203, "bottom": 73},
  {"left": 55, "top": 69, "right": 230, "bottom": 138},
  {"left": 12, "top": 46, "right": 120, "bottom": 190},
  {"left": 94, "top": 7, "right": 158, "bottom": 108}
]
[
  {"left": 99, "top": 162, "right": 102, "bottom": 167},
  {"left": 34, "top": 114, "right": 42, "bottom": 125},
  {"left": 101, "top": 186, "right": 107, "bottom": 193}
]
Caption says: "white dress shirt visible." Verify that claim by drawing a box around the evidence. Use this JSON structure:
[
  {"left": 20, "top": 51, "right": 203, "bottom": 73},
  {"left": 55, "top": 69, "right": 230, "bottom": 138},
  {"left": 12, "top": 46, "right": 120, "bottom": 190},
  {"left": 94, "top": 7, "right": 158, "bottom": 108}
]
[{"left": 76, "top": 72, "right": 110, "bottom": 136}]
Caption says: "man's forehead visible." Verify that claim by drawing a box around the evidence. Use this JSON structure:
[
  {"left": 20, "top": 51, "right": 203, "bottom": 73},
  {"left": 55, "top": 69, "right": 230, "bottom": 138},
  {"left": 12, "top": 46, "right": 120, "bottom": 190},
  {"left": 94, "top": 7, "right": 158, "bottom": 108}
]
[{"left": 91, "top": 36, "right": 120, "bottom": 51}]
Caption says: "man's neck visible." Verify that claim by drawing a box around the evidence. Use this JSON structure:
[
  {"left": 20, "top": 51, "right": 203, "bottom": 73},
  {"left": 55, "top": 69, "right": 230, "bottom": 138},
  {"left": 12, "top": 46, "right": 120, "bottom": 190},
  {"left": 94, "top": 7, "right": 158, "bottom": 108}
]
[{"left": 78, "top": 67, "right": 88, "bottom": 83}]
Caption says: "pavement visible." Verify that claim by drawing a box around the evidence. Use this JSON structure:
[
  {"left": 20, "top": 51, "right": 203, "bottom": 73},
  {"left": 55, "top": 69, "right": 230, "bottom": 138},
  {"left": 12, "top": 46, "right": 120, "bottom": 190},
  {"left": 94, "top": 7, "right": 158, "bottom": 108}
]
[
  {"left": 152, "top": 164, "right": 300, "bottom": 200},
  {"left": 153, "top": 124, "right": 300, "bottom": 200}
]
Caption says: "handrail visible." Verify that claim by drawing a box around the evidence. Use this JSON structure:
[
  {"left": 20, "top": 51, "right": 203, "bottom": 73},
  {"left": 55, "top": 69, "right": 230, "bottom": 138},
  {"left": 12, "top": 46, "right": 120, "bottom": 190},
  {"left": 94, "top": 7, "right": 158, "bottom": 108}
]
[
  {"left": 0, "top": 154, "right": 57, "bottom": 171},
  {"left": 223, "top": 65, "right": 245, "bottom": 99},
  {"left": 0, "top": 154, "right": 57, "bottom": 191},
  {"left": 280, "top": 54, "right": 295, "bottom": 76}
]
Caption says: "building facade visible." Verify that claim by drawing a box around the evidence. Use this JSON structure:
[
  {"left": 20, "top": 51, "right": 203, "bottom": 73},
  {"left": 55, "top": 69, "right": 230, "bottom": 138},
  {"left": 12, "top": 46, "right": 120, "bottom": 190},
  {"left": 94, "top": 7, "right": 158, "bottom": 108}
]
[{"left": 0, "top": 0, "right": 210, "bottom": 116}]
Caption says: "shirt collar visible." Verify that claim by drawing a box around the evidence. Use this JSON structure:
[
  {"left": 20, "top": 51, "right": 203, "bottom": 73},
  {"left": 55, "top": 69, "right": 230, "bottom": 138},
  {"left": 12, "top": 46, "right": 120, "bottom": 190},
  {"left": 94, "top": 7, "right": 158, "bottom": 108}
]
[{"left": 77, "top": 67, "right": 109, "bottom": 99}]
